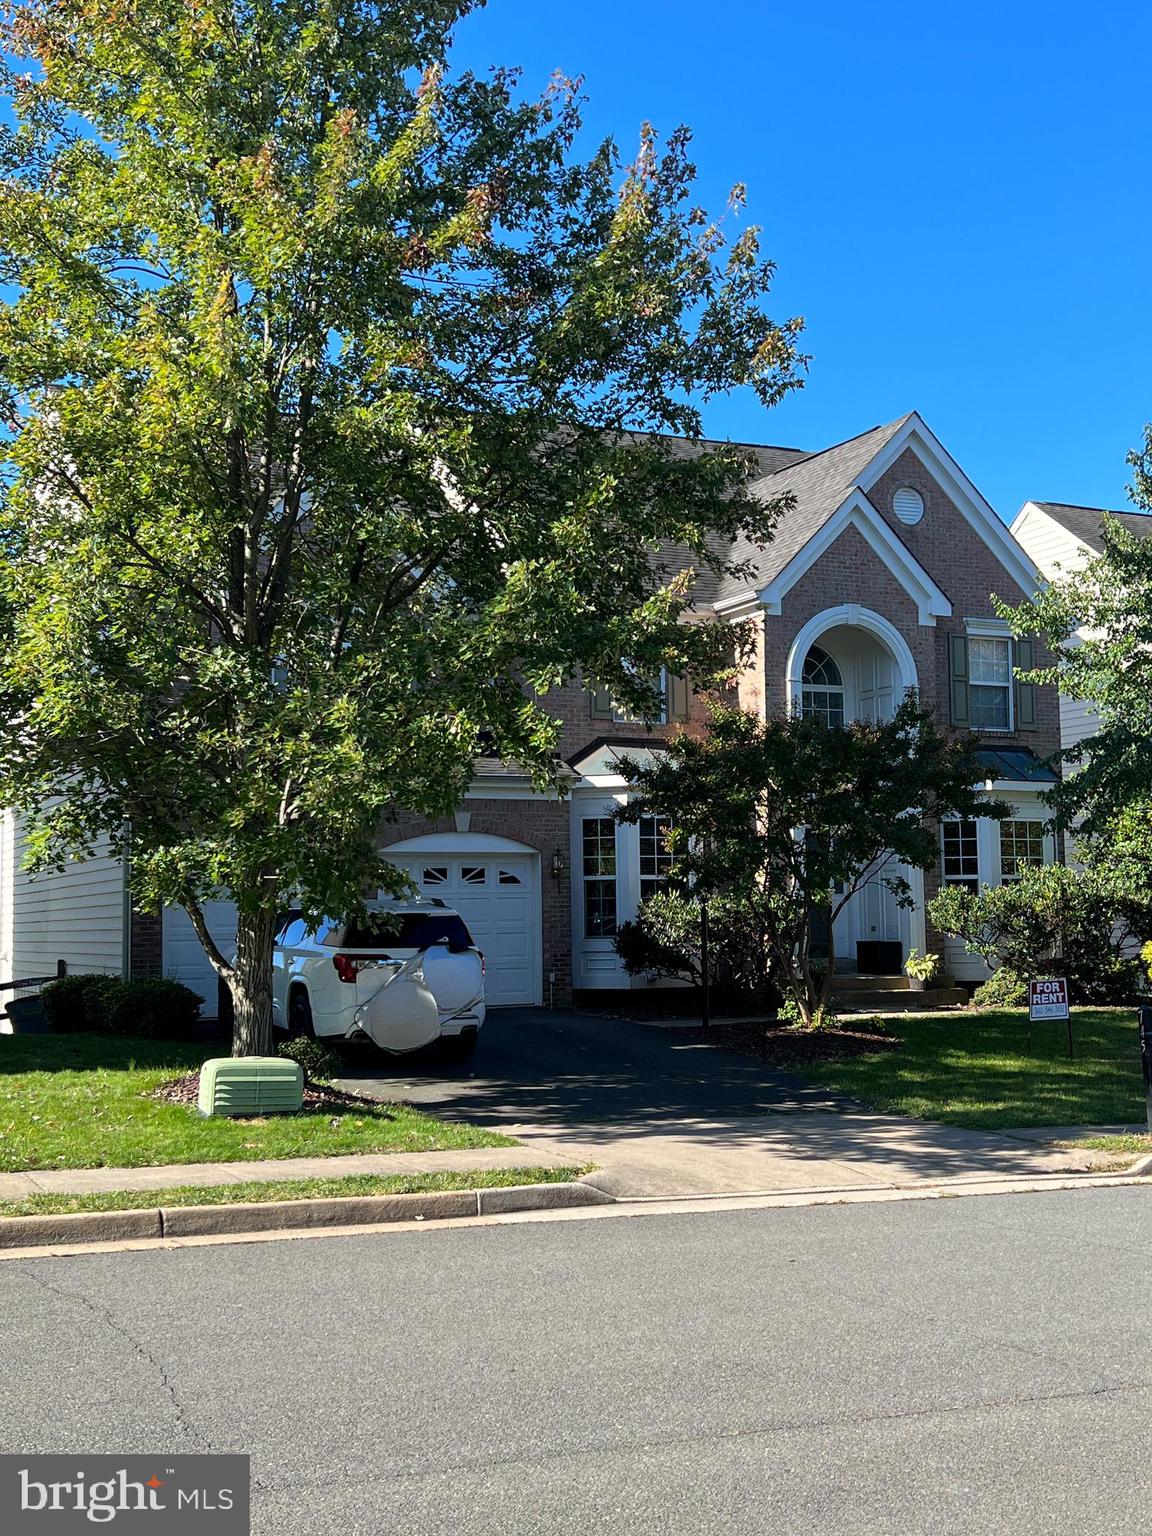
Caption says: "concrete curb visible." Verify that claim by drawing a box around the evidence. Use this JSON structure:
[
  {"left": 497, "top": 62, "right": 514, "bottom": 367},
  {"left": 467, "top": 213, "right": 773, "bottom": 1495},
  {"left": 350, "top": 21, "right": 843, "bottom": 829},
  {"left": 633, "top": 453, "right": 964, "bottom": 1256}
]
[
  {"left": 0, "top": 1180, "right": 615, "bottom": 1250},
  {"left": 1127, "top": 1153, "right": 1152, "bottom": 1177}
]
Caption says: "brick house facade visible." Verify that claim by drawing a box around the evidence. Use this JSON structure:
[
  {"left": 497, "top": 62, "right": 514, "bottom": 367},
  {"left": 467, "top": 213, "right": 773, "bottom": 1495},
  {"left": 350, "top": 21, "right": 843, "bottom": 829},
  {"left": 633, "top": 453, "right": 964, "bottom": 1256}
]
[{"left": 25, "top": 410, "right": 1057, "bottom": 1010}]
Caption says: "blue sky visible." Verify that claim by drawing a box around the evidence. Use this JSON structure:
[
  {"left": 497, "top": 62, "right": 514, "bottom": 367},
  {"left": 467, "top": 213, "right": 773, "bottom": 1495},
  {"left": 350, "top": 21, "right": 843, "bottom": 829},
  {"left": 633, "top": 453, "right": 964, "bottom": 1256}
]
[{"left": 454, "top": 0, "right": 1151, "bottom": 522}]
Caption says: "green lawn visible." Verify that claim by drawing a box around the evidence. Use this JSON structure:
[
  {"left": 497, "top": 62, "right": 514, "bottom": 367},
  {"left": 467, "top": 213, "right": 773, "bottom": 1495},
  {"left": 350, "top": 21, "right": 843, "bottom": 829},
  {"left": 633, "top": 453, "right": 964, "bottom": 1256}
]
[
  {"left": 803, "top": 1007, "right": 1149, "bottom": 1130},
  {"left": 0, "top": 1166, "right": 582, "bottom": 1218},
  {"left": 0, "top": 1033, "right": 513, "bottom": 1171}
]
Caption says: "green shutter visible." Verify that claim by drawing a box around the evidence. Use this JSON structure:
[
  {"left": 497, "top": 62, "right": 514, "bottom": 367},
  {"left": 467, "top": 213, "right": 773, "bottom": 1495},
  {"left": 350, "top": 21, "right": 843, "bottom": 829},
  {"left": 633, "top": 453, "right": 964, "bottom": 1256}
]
[
  {"left": 949, "top": 634, "right": 970, "bottom": 726},
  {"left": 589, "top": 683, "right": 614, "bottom": 721},
  {"left": 666, "top": 672, "right": 691, "bottom": 723},
  {"left": 1014, "top": 637, "right": 1036, "bottom": 729}
]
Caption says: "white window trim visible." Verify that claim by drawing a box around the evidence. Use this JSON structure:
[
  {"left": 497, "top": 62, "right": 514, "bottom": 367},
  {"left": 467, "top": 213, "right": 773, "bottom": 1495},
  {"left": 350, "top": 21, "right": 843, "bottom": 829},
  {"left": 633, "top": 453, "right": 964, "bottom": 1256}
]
[
  {"left": 785, "top": 606, "right": 918, "bottom": 717},
  {"left": 940, "top": 806, "right": 1055, "bottom": 894},
  {"left": 580, "top": 815, "right": 619, "bottom": 939}
]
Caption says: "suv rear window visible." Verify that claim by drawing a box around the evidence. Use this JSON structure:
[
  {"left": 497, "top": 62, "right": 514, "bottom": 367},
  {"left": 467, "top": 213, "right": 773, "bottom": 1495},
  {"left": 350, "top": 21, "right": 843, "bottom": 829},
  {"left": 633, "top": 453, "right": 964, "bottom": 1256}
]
[{"left": 340, "top": 914, "right": 475, "bottom": 952}]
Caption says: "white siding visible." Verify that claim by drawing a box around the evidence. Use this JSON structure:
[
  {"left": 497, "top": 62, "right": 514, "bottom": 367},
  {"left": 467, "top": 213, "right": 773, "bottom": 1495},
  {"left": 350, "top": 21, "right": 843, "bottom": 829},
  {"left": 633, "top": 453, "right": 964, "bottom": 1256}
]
[
  {"left": 1010, "top": 503, "right": 1102, "bottom": 756},
  {"left": 5, "top": 813, "right": 125, "bottom": 980},
  {"left": 1010, "top": 503, "right": 1098, "bottom": 584},
  {"left": 1060, "top": 692, "right": 1099, "bottom": 755}
]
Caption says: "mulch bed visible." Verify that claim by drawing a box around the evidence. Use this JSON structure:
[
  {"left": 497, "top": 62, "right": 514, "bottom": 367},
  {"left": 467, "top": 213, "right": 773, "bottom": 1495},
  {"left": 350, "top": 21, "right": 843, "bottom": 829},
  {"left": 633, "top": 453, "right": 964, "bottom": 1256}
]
[
  {"left": 690, "top": 1019, "right": 902, "bottom": 1068},
  {"left": 151, "top": 1073, "right": 386, "bottom": 1113}
]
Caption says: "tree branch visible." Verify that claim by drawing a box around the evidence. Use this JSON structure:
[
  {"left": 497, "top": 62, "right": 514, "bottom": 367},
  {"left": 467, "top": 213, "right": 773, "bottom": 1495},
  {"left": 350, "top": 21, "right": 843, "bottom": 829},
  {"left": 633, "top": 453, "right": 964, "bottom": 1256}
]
[{"left": 180, "top": 895, "right": 234, "bottom": 980}]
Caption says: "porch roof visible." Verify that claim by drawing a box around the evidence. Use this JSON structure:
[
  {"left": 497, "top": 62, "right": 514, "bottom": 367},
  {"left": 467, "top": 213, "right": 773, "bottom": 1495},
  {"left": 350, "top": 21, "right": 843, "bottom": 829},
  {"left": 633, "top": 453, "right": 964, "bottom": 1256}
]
[{"left": 977, "top": 746, "right": 1059, "bottom": 785}]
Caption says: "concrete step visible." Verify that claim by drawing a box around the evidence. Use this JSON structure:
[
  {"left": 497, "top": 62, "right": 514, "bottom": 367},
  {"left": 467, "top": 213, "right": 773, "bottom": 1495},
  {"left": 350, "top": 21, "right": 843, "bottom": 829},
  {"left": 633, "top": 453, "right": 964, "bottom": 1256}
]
[
  {"left": 829, "top": 974, "right": 910, "bottom": 992},
  {"left": 835, "top": 986, "right": 967, "bottom": 1013}
]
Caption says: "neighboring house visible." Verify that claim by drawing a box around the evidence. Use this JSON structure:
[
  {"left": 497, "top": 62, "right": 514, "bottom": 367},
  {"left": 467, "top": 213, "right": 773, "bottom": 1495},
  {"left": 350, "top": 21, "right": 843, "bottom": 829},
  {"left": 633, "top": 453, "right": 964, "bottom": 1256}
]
[
  {"left": 1011, "top": 499, "right": 1152, "bottom": 755},
  {"left": 0, "top": 411, "right": 1062, "bottom": 1005}
]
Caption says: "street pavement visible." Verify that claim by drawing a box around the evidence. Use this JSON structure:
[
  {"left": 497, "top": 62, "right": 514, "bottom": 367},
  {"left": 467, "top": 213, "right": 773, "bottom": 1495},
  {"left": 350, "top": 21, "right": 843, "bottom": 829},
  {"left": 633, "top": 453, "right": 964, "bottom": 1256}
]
[
  {"left": 337, "top": 1008, "right": 1120, "bottom": 1195},
  {"left": 1, "top": 1185, "right": 1150, "bottom": 1533}
]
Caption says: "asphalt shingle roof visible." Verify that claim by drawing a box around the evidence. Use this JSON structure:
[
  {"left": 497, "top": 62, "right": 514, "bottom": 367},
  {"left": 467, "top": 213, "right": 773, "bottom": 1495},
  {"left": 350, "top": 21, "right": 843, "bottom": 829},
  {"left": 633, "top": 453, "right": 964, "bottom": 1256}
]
[
  {"left": 712, "top": 415, "right": 914, "bottom": 604},
  {"left": 1032, "top": 500, "right": 1152, "bottom": 551},
  {"left": 643, "top": 416, "right": 916, "bottom": 609}
]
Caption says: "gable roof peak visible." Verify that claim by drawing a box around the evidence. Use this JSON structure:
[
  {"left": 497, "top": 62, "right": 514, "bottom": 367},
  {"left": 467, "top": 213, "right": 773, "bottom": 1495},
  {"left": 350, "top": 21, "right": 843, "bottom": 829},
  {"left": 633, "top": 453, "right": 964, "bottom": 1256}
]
[{"left": 1021, "top": 499, "right": 1152, "bottom": 549}]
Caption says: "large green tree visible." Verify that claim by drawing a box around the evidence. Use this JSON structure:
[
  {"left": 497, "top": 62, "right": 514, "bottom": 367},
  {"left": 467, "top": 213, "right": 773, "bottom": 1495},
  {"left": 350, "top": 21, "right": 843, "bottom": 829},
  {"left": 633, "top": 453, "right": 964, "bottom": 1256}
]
[
  {"left": 616, "top": 703, "right": 1003, "bottom": 1027},
  {"left": 0, "top": 1, "right": 805, "bottom": 1052},
  {"left": 1003, "top": 432, "right": 1152, "bottom": 897}
]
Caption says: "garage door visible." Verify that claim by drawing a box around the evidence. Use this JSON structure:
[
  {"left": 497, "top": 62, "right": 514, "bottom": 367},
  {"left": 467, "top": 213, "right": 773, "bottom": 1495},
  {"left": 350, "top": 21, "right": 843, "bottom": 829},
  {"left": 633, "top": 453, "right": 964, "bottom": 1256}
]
[
  {"left": 162, "top": 899, "right": 238, "bottom": 1016},
  {"left": 392, "top": 855, "right": 540, "bottom": 1007}
]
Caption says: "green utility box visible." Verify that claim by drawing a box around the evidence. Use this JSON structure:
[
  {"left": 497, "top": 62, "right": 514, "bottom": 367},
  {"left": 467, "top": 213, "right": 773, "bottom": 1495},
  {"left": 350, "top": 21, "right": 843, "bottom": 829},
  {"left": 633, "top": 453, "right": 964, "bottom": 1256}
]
[{"left": 197, "top": 1056, "right": 304, "bottom": 1117}]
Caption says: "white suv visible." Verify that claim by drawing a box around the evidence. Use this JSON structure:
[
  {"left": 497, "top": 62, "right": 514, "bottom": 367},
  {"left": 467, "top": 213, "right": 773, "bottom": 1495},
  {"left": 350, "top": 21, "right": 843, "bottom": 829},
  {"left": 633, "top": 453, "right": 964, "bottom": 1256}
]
[{"left": 271, "top": 899, "right": 486, "bottom": 1060}]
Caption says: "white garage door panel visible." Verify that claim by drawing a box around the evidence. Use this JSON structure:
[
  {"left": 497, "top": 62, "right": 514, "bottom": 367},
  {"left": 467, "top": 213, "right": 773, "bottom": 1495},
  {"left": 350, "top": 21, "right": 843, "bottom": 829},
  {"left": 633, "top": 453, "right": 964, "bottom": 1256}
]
[
  {"left": 162, "top": 900, "right": 238, "bottom": 1014},
  {"left": 397, "top": 855, "right": 540, "bottom": 1006}
]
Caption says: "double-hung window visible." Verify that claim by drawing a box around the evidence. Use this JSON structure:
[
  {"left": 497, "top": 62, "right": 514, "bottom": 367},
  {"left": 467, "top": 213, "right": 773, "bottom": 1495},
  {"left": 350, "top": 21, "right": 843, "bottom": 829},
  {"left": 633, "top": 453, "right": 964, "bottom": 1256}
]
[
  {"left": 968, "top": 637, "right": 1012, "bottom": 731},
  {"left": 941, "top": 820, "right": 979, "bottom": 893},
  {"left": 951, "top": 630, "right": 1036, "bottom": 731},
  {"left": 999, "top": 820, "right": 1045, "bottom": 882},
  {"left": 582, "top": 817, "right": 618, "bottom": 936},
  {"left": 589, "top": 669, "right": 670, "bottom": 725},
  {"left": 638, "top": 815, "right": 673, "bottom": 903}
]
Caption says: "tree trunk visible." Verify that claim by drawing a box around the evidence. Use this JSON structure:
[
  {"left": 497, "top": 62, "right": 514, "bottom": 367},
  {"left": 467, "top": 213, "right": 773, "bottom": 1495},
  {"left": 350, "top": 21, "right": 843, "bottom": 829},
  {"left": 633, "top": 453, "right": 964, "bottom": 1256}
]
[{"left": 230, "top": 908, "right": 278, "bottom": 1057}]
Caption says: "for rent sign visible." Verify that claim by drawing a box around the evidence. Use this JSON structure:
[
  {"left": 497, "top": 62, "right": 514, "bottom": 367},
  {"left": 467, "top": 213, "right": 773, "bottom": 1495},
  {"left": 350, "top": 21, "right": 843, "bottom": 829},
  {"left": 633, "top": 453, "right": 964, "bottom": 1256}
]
[{"left": 1028, "top": 978, "right": 1070, "bottom": 1021}]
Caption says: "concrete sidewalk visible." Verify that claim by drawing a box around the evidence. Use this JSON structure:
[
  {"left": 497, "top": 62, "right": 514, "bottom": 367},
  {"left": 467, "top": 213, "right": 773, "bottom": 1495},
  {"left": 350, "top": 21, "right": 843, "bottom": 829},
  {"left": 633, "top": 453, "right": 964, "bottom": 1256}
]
[
  {"left": 504, "top": 1111, "right": 1126, "bottom": 1199},
  {"left": 0, "top": 1144, "right": 582, "bottom": 1202}
]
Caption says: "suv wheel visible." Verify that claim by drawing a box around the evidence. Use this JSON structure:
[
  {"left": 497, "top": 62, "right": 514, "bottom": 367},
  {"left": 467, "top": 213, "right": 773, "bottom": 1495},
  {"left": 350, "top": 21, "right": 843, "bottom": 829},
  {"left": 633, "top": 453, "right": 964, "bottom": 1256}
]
[{"left": 287, "top": 988, "right": 315, "bottom": 1039}]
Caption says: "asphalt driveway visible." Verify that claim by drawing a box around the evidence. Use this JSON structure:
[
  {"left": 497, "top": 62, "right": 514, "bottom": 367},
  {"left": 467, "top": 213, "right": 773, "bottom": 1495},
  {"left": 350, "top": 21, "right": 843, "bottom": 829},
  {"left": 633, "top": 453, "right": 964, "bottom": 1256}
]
[{"left": 337, "top": 1007, "right": 1118, "bottom": 1197}]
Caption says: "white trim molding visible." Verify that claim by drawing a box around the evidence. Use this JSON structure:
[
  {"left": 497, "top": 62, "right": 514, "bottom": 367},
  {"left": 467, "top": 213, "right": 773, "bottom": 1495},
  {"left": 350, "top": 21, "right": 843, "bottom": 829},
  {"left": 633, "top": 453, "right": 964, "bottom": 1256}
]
[
  {"left": 964, "top": 616, "right": 1013, "bottom": 637},
  {"left": 381, "top": 832, "right": 540, "bottom": 856},
  {"left": 758, "top": 490, "right": 952, "bottom": 626},
  {"left": 786, "top": 605, "right": 918, "bottom": 714},
  {"left": 858, "top": 413, "right": 1043, "bottom": 597}
]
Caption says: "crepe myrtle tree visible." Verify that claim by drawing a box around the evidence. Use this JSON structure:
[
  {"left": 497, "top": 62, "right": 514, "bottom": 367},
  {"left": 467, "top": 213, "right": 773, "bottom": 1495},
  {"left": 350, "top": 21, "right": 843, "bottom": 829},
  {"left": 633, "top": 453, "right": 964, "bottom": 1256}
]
[
  {"left": 0, "top": 1, "right": 806, "bottom": 1054},
  {"left": 616, "top": 702, "right": 1005, "bottom": 1027},
  {"left": 1001, "top": 436, "right": 1152, "bottom": 904}
]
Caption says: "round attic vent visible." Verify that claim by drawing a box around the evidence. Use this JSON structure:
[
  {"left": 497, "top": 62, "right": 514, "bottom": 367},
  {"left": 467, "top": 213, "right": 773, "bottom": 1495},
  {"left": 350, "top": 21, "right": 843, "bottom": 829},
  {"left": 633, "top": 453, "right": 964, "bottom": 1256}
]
[{"left": 892, "top": 486, "right": 925, "bottom": 525}]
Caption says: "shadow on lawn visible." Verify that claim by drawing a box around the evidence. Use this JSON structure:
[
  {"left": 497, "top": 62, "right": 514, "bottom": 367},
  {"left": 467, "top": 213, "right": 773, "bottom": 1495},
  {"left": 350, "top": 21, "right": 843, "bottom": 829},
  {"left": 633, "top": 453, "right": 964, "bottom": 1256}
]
[{"left": 0, "top": 1030, "right": 224, "bottom": 1075}]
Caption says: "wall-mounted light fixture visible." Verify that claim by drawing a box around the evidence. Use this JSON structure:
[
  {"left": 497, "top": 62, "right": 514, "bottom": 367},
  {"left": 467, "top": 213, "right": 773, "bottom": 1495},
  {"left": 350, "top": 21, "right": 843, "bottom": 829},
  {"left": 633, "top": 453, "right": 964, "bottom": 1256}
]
[{"left": 550, "top": 846, "right": 567, "bottom": 882}]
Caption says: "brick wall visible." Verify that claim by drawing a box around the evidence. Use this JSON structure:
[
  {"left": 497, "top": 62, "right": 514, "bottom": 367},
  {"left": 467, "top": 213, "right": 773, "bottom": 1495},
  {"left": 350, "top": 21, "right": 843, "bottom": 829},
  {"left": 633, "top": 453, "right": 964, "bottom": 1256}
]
[
  {"left": 865, "top": 447, "right": 1061, "bottom": 759},
  {"left": 129, "top": 909, "right": 163, "bottom": 980},
  {"left": 546, "top": 671, "right": 718, "bottom": 766}
]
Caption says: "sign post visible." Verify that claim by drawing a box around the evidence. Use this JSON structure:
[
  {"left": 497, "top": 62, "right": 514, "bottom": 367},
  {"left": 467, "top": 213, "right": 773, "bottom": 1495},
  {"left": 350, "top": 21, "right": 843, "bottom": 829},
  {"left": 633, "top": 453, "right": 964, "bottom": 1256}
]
[
  {"left": 1029, "top": 978, "right": 1072, "bottom": 1061},
  {"left": 1139, "top": 1005, "right": 1152, "bottom": 1134}
]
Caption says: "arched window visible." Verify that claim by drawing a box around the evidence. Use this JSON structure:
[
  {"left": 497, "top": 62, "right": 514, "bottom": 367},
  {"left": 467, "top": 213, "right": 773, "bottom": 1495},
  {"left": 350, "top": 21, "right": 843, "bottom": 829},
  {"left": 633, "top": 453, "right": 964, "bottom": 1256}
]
[{"left": 801, "top": 645, "right": 845, "bottom": 726}]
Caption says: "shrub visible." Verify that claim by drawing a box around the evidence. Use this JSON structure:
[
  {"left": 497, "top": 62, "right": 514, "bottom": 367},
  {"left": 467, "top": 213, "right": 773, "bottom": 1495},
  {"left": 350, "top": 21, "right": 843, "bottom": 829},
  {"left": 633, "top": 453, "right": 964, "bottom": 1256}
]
[
  {"left": 277, "top": 1036, "right": 340, "bottom": 1083},
  {"left": 971, "top": 969, "right": 1029, "bottom": 1009},
  {"left": 613, "top": 887, "right": 779, "bottom": 1003},
  {"left": 39, "top": 973, "right": 121, "bottom": 1033},
  {"left": 104, "top": 978, "right": 204, "bottom": 1039},
  {"left": 777, "top": 995, "right": 838, "bottom": 1029},
  {"left": 929, "top": 863, "right": 1148, "bottom": 1006}
]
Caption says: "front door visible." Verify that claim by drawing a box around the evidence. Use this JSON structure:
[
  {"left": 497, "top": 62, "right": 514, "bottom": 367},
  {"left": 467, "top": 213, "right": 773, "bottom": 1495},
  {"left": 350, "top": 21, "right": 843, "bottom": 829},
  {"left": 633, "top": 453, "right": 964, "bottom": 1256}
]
[{"left": 835, "top": 855, "right": 905, "bottom": 973}]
